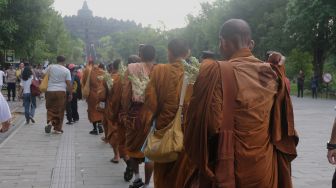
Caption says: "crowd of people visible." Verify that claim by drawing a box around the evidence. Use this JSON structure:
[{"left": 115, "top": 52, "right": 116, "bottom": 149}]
[
  {"left": 1, "top": 19, "right": 302, "bottom": 187},
  {"left": 47, "top": 18, "right": 296, "bottom": 188}
]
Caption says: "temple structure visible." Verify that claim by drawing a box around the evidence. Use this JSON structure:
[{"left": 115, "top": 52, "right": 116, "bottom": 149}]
[{"left": 63, "top": 1, "right": 139, "bottom": 60}]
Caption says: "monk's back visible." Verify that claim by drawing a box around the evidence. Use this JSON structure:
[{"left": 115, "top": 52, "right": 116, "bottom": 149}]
[
  {"left": 231, "top": 59, "right": 278, "bottom": 187},
  {"left": 152, "top": 62, "right": 184, "bottom": 130}
]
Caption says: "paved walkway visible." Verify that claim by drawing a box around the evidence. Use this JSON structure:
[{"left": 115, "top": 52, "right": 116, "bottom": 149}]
[
  {"left": 0, "top": 100, "right": 150, "bottom": 188},
  {"left": 0, "top": 97, "right": 335, "bottom": 187},
  {"left": 292, "top": 97, "right": 335, "bottom": 188}
]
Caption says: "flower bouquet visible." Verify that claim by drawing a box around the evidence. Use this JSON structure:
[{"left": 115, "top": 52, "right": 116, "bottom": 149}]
[
  {"left": 118, "top": 63, "right": 127, "bottom": 80},
  {"left": 97, "top": 71, "right": 114, "bottom": 91},
  {"left": 182, "top": 57, "right": 200, "bottom": 83},
  {"left": 128, "top": 73, "right": 150, "bottom": 103}
]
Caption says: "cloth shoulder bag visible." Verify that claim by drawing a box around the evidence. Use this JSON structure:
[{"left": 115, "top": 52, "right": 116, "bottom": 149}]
[
  {"left": 82, "top": 67, "right": 92, "bottom": 99},
  {"left": 39, "top": 66, "right": 51, "bottom": 93},
  {"left": 144, "top": 75, "right": 189, "bottom": 163},
  {"left": 31, "top": 78, "right": 41, "bottom": 97}
]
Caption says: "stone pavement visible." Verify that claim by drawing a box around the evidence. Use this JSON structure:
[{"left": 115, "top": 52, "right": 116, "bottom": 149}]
[
  {"left": 0, "top": 100, "right": 152, "bottom": 188},
  {"left": 292, "top": 97, "right": 336, "bottom": 188},
  {"left": 0, "top": 97, "right": 335, "bottom": 188}
]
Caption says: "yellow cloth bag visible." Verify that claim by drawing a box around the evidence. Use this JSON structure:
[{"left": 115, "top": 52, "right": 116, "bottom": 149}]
[
  {"left": 39, "top": 66, "right": 51, "bottom": 93},
  {"left": 82, "top": 67, "right": 92, "bottom": 99},
  {"left": 144, "top": 76, "right": 188, "bottom": 163}
]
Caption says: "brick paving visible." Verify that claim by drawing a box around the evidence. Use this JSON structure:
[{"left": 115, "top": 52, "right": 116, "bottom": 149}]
[
  {"left": 0, "top": 100, "right": 151, "bottom": 188},
  {"left": 292, "top": 97, "right": 336, "bottom": 188},
  {"left": 0, "top": 97, "right": 334, "bottom": 187}
]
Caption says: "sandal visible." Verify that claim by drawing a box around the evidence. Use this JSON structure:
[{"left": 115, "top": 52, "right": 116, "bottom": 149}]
[
  {"left": 0, "top": 122, "right": 11, "bottom": 133},
  {"left": 110, "top": 159, "right": 119, "bottom": 164},
  {"left": 129, "top": 178, "right": 144, "bottom": 188}
]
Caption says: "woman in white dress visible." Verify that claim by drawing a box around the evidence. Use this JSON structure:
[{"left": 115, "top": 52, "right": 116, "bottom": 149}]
[{"left": 0, "top": 92, "right": 11, "bottom": 132}]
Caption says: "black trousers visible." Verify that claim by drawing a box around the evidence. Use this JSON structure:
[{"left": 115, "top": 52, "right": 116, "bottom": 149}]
[
  {"left": 312, "top": 88, "right": 318, "bottom": 99},
  {"left": 66, "top": 95, "right": 79, "bottom": 122},
  {"left": 297, "top": 85, "right": 303, "bottom": 98},
  {"left": 7, "top": 82, "right": 16, "bottom": 100},
  {"left": 333, "top": 169, "right": 336, "bottom": 188},
  {"left": 71, "top": 95, "right": 79, "bottom": 121},
  {"left": 65, "top": 100, "right": 72, "bottom": 122}
]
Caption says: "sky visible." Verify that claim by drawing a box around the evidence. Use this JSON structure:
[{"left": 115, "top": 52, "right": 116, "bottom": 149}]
[{"left": 53, "top": 0, "right": 215, "bottom": 29}]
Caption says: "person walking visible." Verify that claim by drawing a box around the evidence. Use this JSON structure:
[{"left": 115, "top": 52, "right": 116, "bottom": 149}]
[
  {"left": 183, "top": 19, "right": 298, "bottom": 187},
  {"left": 311, "top": 75, "right": 318, "bottom": 99},
  {"left": 65, "top": 64, "right": 81, "bottom": 124},
  {"left": 297, "top": 70, "right": 304, "bottom": 98},
  {"left": 81, "top": 59, "right": 104, "bottom": 135},
  {"left": 0, "top": 92, "right": 11, "bottom": 132},
  {"left": 44, "top": 56, "right": 72, "bottom": 134},
  {"left": 327, "top": 117, "right": 336, "bottom": 187},
  {"left": 6, "top": 64, "right": 17, "bottom": 101},
  {"left": 20, "top": 67, "right": 36, "bottom": 124},
  {"left": 121, "top": 46, "right": 156, "bottom": 188}
]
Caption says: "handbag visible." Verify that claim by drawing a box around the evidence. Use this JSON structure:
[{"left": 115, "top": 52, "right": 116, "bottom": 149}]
[
  {"left": 144, "top": 75, "right": 189, "bottom": 163},
  {"left": 82, "top": 66, "right": 92, "bottom": 99},
  {"left": 31, "top": 79, "right": 41, "bottom": 96},
  {"left": 39, "top": 66, "right": 51, "bottom": 93}
]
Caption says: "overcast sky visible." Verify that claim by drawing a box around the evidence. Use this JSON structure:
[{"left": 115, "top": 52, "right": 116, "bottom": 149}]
[{"left": 53, "top": 0, "right": 215, "bottom": 29}]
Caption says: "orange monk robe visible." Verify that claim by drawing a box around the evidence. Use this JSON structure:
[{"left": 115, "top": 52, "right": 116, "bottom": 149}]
[
  {"left": 121, "top": 63, "right": 153, "bottom": 158},
  {"left": 82, "top": 65, "right": 105, "bottom": 123},
  {"left": 184, "top": 48, "right": 298, "bottom": 188},
  {"left": 100, "top": 72, "right": 127, "bottom": 156},
  {"left": 142, "top": 61, "right": 198, "bottom": 188}
]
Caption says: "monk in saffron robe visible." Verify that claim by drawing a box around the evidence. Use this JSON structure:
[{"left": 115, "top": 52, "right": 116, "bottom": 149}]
[
  {"left": 121, "top": 46, "right": 155, "bottom": 188},
  {"left": 183, "top": 19, "right": 298, "bottom": 188},
  {"left": 140, "top": 39, "right": 193, "bottom": 188},
  {"left": 82, "top": 61, "right": 105, "bottom": 135},
  {"left": 99, "top": 60, "right": 133, "bottom": 181}
]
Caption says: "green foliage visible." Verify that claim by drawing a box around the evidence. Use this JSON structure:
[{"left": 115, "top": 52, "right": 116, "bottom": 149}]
[
  {"left": 179, "top": 0, "right": 292, "bottom": 58},
  {"left": 97, "top": 27, "right": 169, "bottom": 63},
  {"left": 286, "top": 49, "right": 313, "bottom": 81},
  {"left": 0, "top": 0, "right": 84, "bottom": 65},
  {"left": 286, "top": 0, "right": 336, "bottom": 79}
]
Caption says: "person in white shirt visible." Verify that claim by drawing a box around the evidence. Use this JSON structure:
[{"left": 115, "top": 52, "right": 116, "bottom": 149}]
[
  {"left": 0, "top": 68, "right": 5, "bottom": 90},
  {"left": 20, "top": 67, "right": 36, "bottom": 124},
  {"left": 0, "top": 92, "right": 11, "bottom": 132},
  {"left": 43, "top": 56, "right": 72, "bottom": 134}
]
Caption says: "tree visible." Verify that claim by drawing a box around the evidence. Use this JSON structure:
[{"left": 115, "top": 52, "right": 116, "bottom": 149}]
[
  {"left": 286, "top": 0, "right": 336, "bottom": 81},
  {"left": 30, "top": 10, "right": 85, "bottom": 64},
  {"left": 97, "top": 27, "right": 169, "bottom": 63},
  {"left": 286, "top": 49, "right": 313, "bottom": 81},
  {"left": 7, "top": 0, "right": 54, "bottom": 57},
  {"left": 179, "top": 0, "right": 291, "bottom": 59}
]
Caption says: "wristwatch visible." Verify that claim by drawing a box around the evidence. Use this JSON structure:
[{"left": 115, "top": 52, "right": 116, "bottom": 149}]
[{"left": 327, "top": 142, "right": 336, "bottom": 150}]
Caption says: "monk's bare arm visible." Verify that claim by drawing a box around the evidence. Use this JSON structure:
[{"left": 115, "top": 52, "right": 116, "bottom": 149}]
[
  {"left": 329, "top": 117, "right": 336, "bottom": 144},
  {"left": 327, "top": 117, "right": 336, "bottom": 165}
]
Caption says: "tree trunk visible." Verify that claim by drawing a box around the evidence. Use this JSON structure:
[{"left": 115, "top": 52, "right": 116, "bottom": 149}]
[{"left": 313, "top": 47, "right": 325, "bottom": 85}]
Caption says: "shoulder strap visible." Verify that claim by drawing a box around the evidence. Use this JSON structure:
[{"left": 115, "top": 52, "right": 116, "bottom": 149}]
[
  {"left": 214, "top": 61, "right": 237, "bottom": 187},
  {"left": 155, "top": 65, "right": 171, "bottom": 117},
  {"left": 220, "top": 61, "right": 237, "bottom": 130},
  {"left": 178, "top": 75, "right": 188, "bottom": 107}
]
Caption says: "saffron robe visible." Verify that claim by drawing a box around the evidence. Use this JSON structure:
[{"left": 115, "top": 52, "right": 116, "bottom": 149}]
[
  {"left": 184, "top": 48, "right": 298, "bottom": 188},
  {"left": 100, "top": 72, "right": 126, "bottom": 155},
  {"left": 82, "top": 65, "right": 105, "bottom": 123},
  {"left": 121, "top": 62, "right": 154, "bottom": 158},
  {"left": 142, "top": 61, "right": 188, "bottom": 188}
]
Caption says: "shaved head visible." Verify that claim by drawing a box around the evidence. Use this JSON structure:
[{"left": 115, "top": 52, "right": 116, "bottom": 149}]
[
  {"left": 220, "top": 19, "right": 252, "bottom": 47},
  {"left": 219, "top": 19, "right": 253, "bottom": 59}
]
